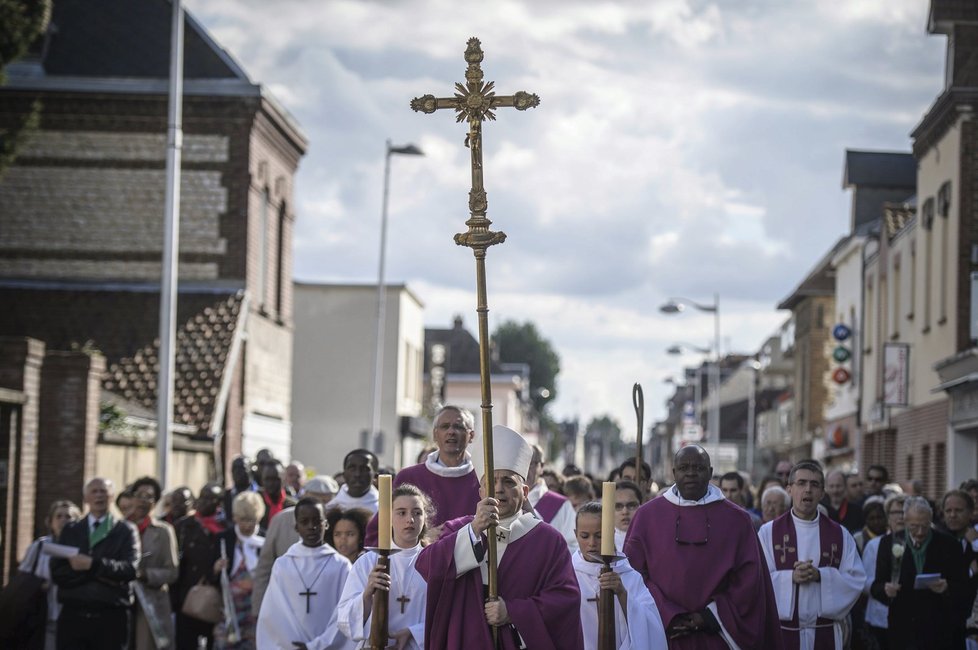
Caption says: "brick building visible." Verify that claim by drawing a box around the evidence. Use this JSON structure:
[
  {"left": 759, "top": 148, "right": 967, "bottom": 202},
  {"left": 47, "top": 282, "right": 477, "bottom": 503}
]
[{"left": 0, "top": 0, "right": 307, "bottom": 568}]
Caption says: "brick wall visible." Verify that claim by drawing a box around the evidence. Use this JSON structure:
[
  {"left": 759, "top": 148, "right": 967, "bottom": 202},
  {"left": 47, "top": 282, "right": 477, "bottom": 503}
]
[
  {"left": 892, "top": 399, "right": 950, "bottom": 499},
  {"left": 0, "top": 337, "right": 43, "bottom": 581},
  {"left": 35, "top": 350, "right": 105, "bottom": 531}
]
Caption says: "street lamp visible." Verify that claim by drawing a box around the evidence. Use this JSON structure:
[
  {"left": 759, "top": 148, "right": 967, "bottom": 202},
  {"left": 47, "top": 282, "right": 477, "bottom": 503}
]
[
  {"left": 660, "top": 294, "right": 721, "bottom": 451},
  {"left": 371, "top": 139, "right": 424, "bottom": 456}
]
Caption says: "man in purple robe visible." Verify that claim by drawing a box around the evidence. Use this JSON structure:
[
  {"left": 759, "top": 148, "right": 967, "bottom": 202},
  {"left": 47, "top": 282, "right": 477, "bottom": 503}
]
[
  {"left": 526, "top": 443, "right": 577, "bottom": 550},
  {"left": 365, "top": 405, "right": 481, "bottom": 546},
  {"left": 416, "top": 424, "right": 584, "bottom": 650},
  {"left": 624, "top": 445, "right": 783, "bottom": 649}
]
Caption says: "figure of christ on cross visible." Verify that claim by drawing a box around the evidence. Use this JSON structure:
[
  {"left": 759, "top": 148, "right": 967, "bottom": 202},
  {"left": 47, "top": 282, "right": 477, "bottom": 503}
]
[{"left": 410, "top": 37, "right": 540, "bottom": 614}]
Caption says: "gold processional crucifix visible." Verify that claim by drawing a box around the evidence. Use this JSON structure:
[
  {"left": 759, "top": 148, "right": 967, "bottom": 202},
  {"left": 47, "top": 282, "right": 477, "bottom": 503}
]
[{"left": 410, "top": 37, "right": 539, "bottom": 620}]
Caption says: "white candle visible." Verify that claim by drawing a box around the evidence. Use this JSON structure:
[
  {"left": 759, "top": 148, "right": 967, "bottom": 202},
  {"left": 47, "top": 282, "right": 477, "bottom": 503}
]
[
  {"left": 601, "top": 481, "right": 615, "bottom": 556},
  {"left": 378, "top": 475, "right": 392, "bottom": 550}
]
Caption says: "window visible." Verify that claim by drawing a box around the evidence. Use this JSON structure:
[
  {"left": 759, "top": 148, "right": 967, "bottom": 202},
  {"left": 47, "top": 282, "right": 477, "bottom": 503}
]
[
  {"left": 908, "top": 240, "right": 916, "bottom": 320},
  {"left": 935, "top": 442, "right": 946, "bottom": 495},
  {"left": 939, "top": 208, "right": 949, "bottom": 324},
  {"left": 922, "top": 197, "right": 934, "bottom": 331},
  {"left": 865, "top": 276, "right": 874, "bottom": 354},
  {"left": 258, "top": 188, "right": 270, "bottom": 309},
  {"left": 922, "top": 445, "right": 931, "bottom": 489},
  {"left": 906, "top": 454, "right": 914, "bottom": 481},
  {"left": 275, "top": 202, "right": 286, "bottom": 318},
  {"left": 892, "top": 254, "right": 901, "bottom": 339}
]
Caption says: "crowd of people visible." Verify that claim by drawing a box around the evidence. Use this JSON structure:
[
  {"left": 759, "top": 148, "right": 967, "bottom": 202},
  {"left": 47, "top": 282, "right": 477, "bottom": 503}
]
[{"left": 4, "top": 403, "right": 978, "bottom": 649}]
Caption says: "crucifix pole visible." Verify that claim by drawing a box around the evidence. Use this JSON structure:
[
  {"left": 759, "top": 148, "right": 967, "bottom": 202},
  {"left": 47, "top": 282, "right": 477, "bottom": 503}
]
[{"left": 411, "top": 37, "right": 539, "bottom": 625}]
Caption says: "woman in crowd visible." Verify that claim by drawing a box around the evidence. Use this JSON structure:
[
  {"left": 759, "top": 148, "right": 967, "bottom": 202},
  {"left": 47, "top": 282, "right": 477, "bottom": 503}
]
[
  {"left": 854, "top": 497, "right": 887, "bottom": 554},
  {"left": 128, "top": 476, "right": 179, "bottom": 650},
  {"left": 17, "top": 499, "right": 81, "bottom": 650},
  {"left": 612, "top": 480, "right": 643, "bottom": 552},
  {"left": 862, "top": 493, "right": 906, "bottom": 649},
  {"left": 214, "top": 491, "right": 266, "bottom": 649},
  {"left": 337, "top": 484, "right": 433, "bottom": 649},
  {"left": 326, "top": 507, "right": 371, "bottom": 564}
]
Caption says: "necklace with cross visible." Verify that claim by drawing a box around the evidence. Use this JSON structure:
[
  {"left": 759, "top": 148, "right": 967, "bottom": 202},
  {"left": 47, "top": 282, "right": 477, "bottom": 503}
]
[
  {"left": 396, "top": 594, "right": 411, "bottom": 614},
  {"left": 289, "top": 557, "right": 329, "bottom": 614}
]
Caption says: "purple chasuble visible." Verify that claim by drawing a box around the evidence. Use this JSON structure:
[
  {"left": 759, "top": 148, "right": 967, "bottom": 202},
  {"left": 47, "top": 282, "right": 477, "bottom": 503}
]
[
  {"left": 364, "top": 463, "right": 481, "bottom": 546},
  {"left": 416, "top": 516, "right": 584, "bottom": 650},
  {"left": 770, "top": 512, "right": 844, "bottom": 650},
  {"left": 534, "top": 491, "right": 567, "bottom": 524},
  {"left": 624, "top": 495, "right": 784, "bottom": 650}
]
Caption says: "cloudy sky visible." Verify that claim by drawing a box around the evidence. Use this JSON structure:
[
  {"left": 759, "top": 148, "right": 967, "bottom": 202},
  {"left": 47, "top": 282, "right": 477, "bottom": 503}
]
[{"left": 184, "top": 0, "right": 946, "bottom": 435}]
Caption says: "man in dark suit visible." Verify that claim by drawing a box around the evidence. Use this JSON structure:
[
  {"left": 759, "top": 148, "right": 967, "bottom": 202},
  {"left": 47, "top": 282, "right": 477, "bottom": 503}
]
[
  {"left": 51, "top": 477, "right": 140, "bottom": 650},
  {"left": 871, "top": 496, "right": 969, "bottom": 649}
]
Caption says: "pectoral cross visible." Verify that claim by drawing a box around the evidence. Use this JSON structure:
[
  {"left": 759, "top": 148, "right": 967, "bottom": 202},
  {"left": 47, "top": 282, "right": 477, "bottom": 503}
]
[
  {"left": 397, "top": 594, "right": 411, "bottom": 614},
  {"left": 299, "top": 588, "right": 316, "bottom": 614},
  {"left": 775, "top": 534, "right": 796, "bottom": 564},
  {"left": 587, "top": 595, "right": 600, "bottom": 611}
]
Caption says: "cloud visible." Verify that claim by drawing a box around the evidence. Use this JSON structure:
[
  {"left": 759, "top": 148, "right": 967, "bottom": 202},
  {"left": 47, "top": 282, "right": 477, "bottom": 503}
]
[{"left": 185, "top": 0, "right": 945, "bottom": 433}]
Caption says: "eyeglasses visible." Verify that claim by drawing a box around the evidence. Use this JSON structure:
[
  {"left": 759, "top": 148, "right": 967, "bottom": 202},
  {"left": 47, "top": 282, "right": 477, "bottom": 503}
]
[
  {"left": 675, "top": 514, "right": 710, "bottom": 545},
  {"left": 674, "top": 464, "right": 709, "bottom": 473},
  {"left": 134, "top": 492, "right": 156, "bottom": 501},
  {"left": 435, "top": 423, "right": 470, "bottom": 433},
  {"left": 790, "top": 479, "right": 823, "bottom": 490},
  {"left": 614, "top": 501, "right": 640, "bottom": 512}
]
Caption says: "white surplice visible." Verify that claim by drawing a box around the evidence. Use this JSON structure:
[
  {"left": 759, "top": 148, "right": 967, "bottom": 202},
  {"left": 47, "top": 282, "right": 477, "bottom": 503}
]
[
  {"left": 336, "top": 542, "right": 426, "bottom": 650},
  {"left": 528, "top": 481, "right": 579, "bottom": 551},
  {"left": 572, "top": 550, "right": 667, "bottom": 650},
  {"left": 257, "top": 541, "right": 354, "bottom": 650},
  {"left": 328, "top": 485, "right": 380, "bottom": 515},
  {"left": 758, "top": 512, "right": 866, "bottom": 650},
  {"left": 614, "top": 527, "right": 627, "bottom": 553}
]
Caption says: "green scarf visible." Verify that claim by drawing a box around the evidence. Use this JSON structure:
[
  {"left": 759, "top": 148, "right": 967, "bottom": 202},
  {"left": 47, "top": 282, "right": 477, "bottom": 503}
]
[
  {"left": 88, "top": 513, "right": 115, "bottom": 548},
  {"left": 909, "top": 530, "right": 932, "bottom": 574}
]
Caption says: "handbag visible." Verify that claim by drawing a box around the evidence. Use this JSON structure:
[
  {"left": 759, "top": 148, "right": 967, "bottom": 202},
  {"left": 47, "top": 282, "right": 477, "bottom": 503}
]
[
  {"left": 181, "top": 579, "right": 223, "bottom": 624},
  {"left": 0, "top": 540, "right": 47, "bottom": 638}
]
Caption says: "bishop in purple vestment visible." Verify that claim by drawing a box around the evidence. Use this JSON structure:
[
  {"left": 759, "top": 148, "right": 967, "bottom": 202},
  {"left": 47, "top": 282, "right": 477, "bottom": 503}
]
[
  {"left": 416, "top": 425, "right": 583, "bottom": 650},
  {"left": 624, "top": 445, "right": 784, "bottom": 650}
]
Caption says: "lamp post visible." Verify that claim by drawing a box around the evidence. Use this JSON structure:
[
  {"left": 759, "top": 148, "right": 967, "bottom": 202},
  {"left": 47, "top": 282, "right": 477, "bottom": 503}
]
[
  {"left": 661, "top": 294, "right": 721, "bottom": 451},
  {"left": 370, "top": 140, "right": 424, "bottom": 457}
]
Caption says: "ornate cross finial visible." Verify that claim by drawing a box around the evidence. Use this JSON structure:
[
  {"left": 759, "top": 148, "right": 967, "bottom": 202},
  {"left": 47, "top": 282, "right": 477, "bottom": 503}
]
[{"left": 410, "top": 37, "right": 539, "bottom": 252}]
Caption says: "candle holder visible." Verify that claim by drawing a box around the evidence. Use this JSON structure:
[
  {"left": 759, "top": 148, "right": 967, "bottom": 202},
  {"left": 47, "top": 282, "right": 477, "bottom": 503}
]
[
  {"left": 588, "top": 553, "right": 625, "bottom": 650},
  {"left": 365, "top": 547, "right": 403, "bottom": 650}
]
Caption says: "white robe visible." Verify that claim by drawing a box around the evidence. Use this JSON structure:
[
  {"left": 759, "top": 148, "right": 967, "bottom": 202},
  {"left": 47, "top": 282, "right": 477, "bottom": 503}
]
[
  {"left": 614, "top": 527, "right": 626, "bottom": 553},
  {"left": 758, "top": 512, "right": 866, "bottom": 650},
  {"left": 336, "top": 542, "right": 426, "bottom": 650},
  {"left": 528, "top": 481, "right": 579, "bottom": 551},
  {"left": 572, "top": 550, "right": 667, "bottom": 650},
  {"left": 328, "top": 485, "right": 380, "bottom": 514},
  {"left": 257, "top": 541, "right": 354, "bottom": 650},
  {"left": 861, "top": 535, "right": 888, "bottom": 629}
]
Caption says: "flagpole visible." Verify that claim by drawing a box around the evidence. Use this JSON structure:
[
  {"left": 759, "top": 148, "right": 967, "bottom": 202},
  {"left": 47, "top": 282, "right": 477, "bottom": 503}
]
[{"left": 157, "top": 0, "right": 184, "bottom": 489}]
